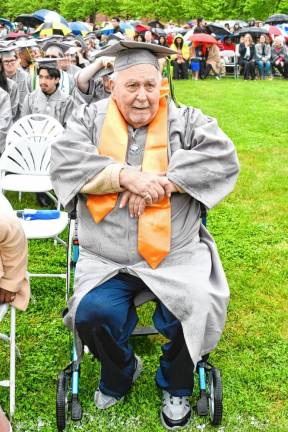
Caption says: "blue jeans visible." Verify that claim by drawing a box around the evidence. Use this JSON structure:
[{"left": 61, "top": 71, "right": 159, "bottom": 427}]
[
  {"left": 257, "top": 60, "right": 271, "bottom": 78},
  {"left": 75, "top": 273, "right": 195, "bottom": 398}
]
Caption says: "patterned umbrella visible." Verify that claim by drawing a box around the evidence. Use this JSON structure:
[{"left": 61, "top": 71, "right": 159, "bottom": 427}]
[
  {"left": 69, "top": 22, "right": 92, "bottom": 36},
  {"left": 33, "top": 9, "right": 69, "bottom": 26},
  {"left": 36, "top": 21, "right": 71, "bottom": 37}
]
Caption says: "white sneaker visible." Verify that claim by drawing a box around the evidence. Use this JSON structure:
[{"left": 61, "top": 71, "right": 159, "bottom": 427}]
[
  {"left": 94, "top": 355, "right": 143, "bottom": 409},
  {"left": 160, "top": 391, "right": 192, "bottom": 430}
]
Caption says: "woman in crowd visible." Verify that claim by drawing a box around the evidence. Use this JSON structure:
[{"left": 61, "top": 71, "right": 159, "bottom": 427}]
[
  {"left": 170, "top": 34, "right": 190, "bottom": 79},
  {"left": 158, "top": 35, "right": 168, "bottom": 47},
  {"left": 238, "top": 33, "right": 256, "bottom": 80},
  {"left": 271, "top": 36, "right": 288, "bottom": 79},
  {"left": 255, "top": 34, "right": 271, "bottom": 79}
]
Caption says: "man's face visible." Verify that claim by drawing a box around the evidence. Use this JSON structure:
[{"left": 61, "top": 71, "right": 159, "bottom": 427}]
[
  {"left": 39, "top": 69, "right": 59, "bottom": 95},
  {"left": 111, "top": 19, "right": 119, "bottom": 29},
  {"left": 2, "top": 55, "right": 18, "bottom": 77},
  {"left": 111, "top": 64, "right": 161, "bottom": 129}
]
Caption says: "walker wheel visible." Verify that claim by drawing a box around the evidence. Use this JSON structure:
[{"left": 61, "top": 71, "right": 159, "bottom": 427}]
[
  {"left": 56, "top": 371, "right": 69, "bottom": 431},
  {"left": 208, "top": 368, "right": 223, "bottom": 426}
]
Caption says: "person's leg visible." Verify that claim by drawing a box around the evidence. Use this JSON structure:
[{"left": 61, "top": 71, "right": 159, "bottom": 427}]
[
  {"left": 172, "top": 61, "right": 179, "bottom": 79},
  {"left": 153, "top": 302, "right": 193, "bottom": 430},
  {"left": 283, "top": 61, "right": 288, "bottom": 79},
  {"left": 203, "top": 63, "right": 212, "bottom": 79},
  {"left": 257, "top": 60, "right": 263, "bottom": 78},
  {"left": 153, "top": 302, "right": 194, "bottom": 396},
  {"left": 265, "top": 61, "right": 271, "bottom": 78},
  {"left": 182, "top": 61, "right": 189, "bottom": 79},
  {"left": 249, "top": 61, "right": 256, "bottom": 79},
  {"left": 75, "top": 273, "right": 145, "bottom": 399}
]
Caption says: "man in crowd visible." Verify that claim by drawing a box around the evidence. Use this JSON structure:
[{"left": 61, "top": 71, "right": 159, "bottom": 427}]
[
  {"left": 21, "top": 59, "right": 75, "bottom": 126},
  {"left": 43, "top": 42, "right": 75, "bottom": 95},
  {"left": 51, "top": 41, "right": 239, "bottom": 430},
  {"left": 0, "top": 47, "right": 31, "bottom": 113},
  {"left": 111, "top": 17, "right": 123, "bottom": 34}
]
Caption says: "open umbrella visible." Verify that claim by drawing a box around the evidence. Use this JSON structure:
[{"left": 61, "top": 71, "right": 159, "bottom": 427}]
[
  {"left": 0, "top": 18, "right": 13, "bottom": 30},
  {"left": 233, "top": 26, "right": 268, "bottom": 38},
  {"left": 188, "top": 33, "right": 218, "bottom": 44},
  {"left": 267, "top": 25, "right": 283, "bottom": 39},
  {"left": 265, "top": 14, "right": 288, "bottom": 25},
  {"left": 207, "top": 23, "right": 232, "bottom": 37},
  {"left": 35, "top": 21, "right": 71, "bottom": 37},
  {"left": 33, "top": 9, "right": 69, "bottom": 26},
  {"left": 15, "top": 14, "right": 43, "bottom": 28},
  {"left": 69, "top": 21, "right": 92, "bottom": 36}
]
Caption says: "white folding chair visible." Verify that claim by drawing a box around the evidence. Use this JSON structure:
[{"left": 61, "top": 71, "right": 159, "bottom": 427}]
[
  {"left": 5, "top": 114, "right": 64, "bottom": 148},
  {"left": 220, "top": 50, "right": 239, "bottom": 78},
  {"left": 0, "top": 135, "right": 68, "bottom": 280}
]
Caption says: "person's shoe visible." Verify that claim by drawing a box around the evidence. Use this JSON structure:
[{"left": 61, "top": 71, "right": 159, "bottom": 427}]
[
  {"left": 160, "top": 391, "right": 192, "bottom": 430},
  {"left": 36, "top": 192, "right": 52, "bottom": 207},
  {"left": 94, "top": 355, "right": 143, "bottom": 410}
]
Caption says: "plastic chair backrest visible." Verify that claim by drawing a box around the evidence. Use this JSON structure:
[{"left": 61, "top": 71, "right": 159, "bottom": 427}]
[
  {"left": 6, "top": 114, "right": 63, "bottom": 148},
  {"left": 0, "top": 137, "right": 52, "bottom": 176},
  {"left": 220, "top": 50, "right": 236, "bottom": 60}
]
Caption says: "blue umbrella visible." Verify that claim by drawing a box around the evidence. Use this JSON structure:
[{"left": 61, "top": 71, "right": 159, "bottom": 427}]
[
  {"left": 0, "top": 18, "right": 13, "bottom": 29},
  {"left": 69, "top": 21, "right": 92, "bottom": 35},
  {"left": 33, "top": 9, "right": 69, "bottom": 26}
]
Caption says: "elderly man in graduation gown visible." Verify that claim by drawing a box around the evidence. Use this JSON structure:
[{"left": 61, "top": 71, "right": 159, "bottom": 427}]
[{"left": 50, "top": 41, "right": 239, "bottom": 430}]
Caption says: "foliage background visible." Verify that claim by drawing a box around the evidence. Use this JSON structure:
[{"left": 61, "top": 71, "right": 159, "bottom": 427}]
[{"left": 1, "top": 0, "right": 288, "bottom": 24}]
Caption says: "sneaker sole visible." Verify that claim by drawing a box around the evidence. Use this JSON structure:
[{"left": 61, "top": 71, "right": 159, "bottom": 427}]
[{"left": 160, "top": 409, "right": 192, "bottom": 431}]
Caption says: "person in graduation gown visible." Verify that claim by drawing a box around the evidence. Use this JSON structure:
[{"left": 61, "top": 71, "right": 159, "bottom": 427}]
[
  {"left": 0, "top": 87, "right": 12, "bottom": 154},
  {"left": 50, "top": 41, "right": 239, "bottom": 430},
  {"left": 21, "top": 59, "right": 75, "bottom": 127},
  {"left": 0, "top": 57, "right": 20, "bottom": 122},
  {"left": 0, "top": 47, "right": 31, "bottom": 114}
]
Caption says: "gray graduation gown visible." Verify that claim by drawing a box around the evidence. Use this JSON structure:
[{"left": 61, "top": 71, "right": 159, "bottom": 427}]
[
  {"left": 7, "top": 78, "right": 20, "bottom": 122},
  {"left": 72, "top": 78, "right": 110, "bottom": 105},
  {"left": 50, "top": 98, "right": 240, "bottom": 367},
  {"left": 21, "top": 87, "right": 76, "bottom": 127},
  {"left": 9, "top": 68, "right": 31, "bottom": 113},
  {"left": 0, "top": 88, "right": 13, "bottom": 154}
]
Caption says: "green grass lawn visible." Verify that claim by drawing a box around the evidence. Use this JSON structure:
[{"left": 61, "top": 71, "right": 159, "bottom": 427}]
[{"left": 1, "top": 79, "right": 287, "bottom": 431}]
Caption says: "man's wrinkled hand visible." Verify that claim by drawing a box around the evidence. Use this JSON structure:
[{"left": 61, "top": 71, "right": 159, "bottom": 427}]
[
  {"left": 119, "top": 169, "right": 170, "bottom": 202},
  {"left": 119, "top": 191, "right": 148, "bottom": 218},
  {"left": 0, "top": 288, "right": 15, "bottom": 304}
]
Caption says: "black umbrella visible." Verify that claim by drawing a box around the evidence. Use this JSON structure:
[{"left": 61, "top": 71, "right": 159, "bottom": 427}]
[
  {"left": 15, "top": 14, "right": 43, "bottom": 28},
  {"left": 265, "top": 14, "right": 288, "bottom": 24},
  {"left": 148, "top": 20, "right": 164, "bottom": 29},
  {"left": 233, "top": 26, "right": 269, "bottom": 38},
  {"left": 207, "top": 23, "right": 232, "bottom": 37}
]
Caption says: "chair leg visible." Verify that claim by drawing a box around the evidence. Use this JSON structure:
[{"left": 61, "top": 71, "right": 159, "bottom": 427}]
[{"left": 10, "top": 307, "right": 16, "bottom": 417}]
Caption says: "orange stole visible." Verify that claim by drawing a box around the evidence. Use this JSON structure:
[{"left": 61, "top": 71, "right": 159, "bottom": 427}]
[{"left": 87, "top": 82, "right": 171, "bottom": 269}]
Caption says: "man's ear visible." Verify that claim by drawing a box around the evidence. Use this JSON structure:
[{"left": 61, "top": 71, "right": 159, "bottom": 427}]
[
  {"left": 55, "top": 77, "right": 60, "bottom": 85},
  {"left": 110, "top": 80, "right": 116, "bottom": 99}
]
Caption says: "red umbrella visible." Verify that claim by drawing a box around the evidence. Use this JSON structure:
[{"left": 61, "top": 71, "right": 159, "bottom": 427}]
[
  {"left": 268, "top": 25, "right": 282, "bottom": 39},
  {"left": 188, "top": 33, "right": 217, "bottom": 44},
  {"left": 135, "top": 24, "right": 150, "bottom": 33},
  {"left": 5, "top": 31, "right": 26, "bottom": 40}
]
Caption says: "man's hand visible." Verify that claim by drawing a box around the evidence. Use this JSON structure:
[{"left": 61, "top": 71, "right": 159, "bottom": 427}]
[
  {"left": 119, "top": 179, "right": 179, "bottom": 218},
  {"left": 119, "top": 191, "right": 148, "bottom": 217},
  {"left": 0, "top": 288, "right": 15, "bottom": 304},
  {"left": 119, "top": 169, "right": 175, "bottom": 202}
]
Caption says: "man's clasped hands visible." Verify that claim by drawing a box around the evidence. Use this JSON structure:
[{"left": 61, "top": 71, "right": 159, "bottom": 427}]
[{"left": 119, "top": 168, "right": 178, "bottom": 218}]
